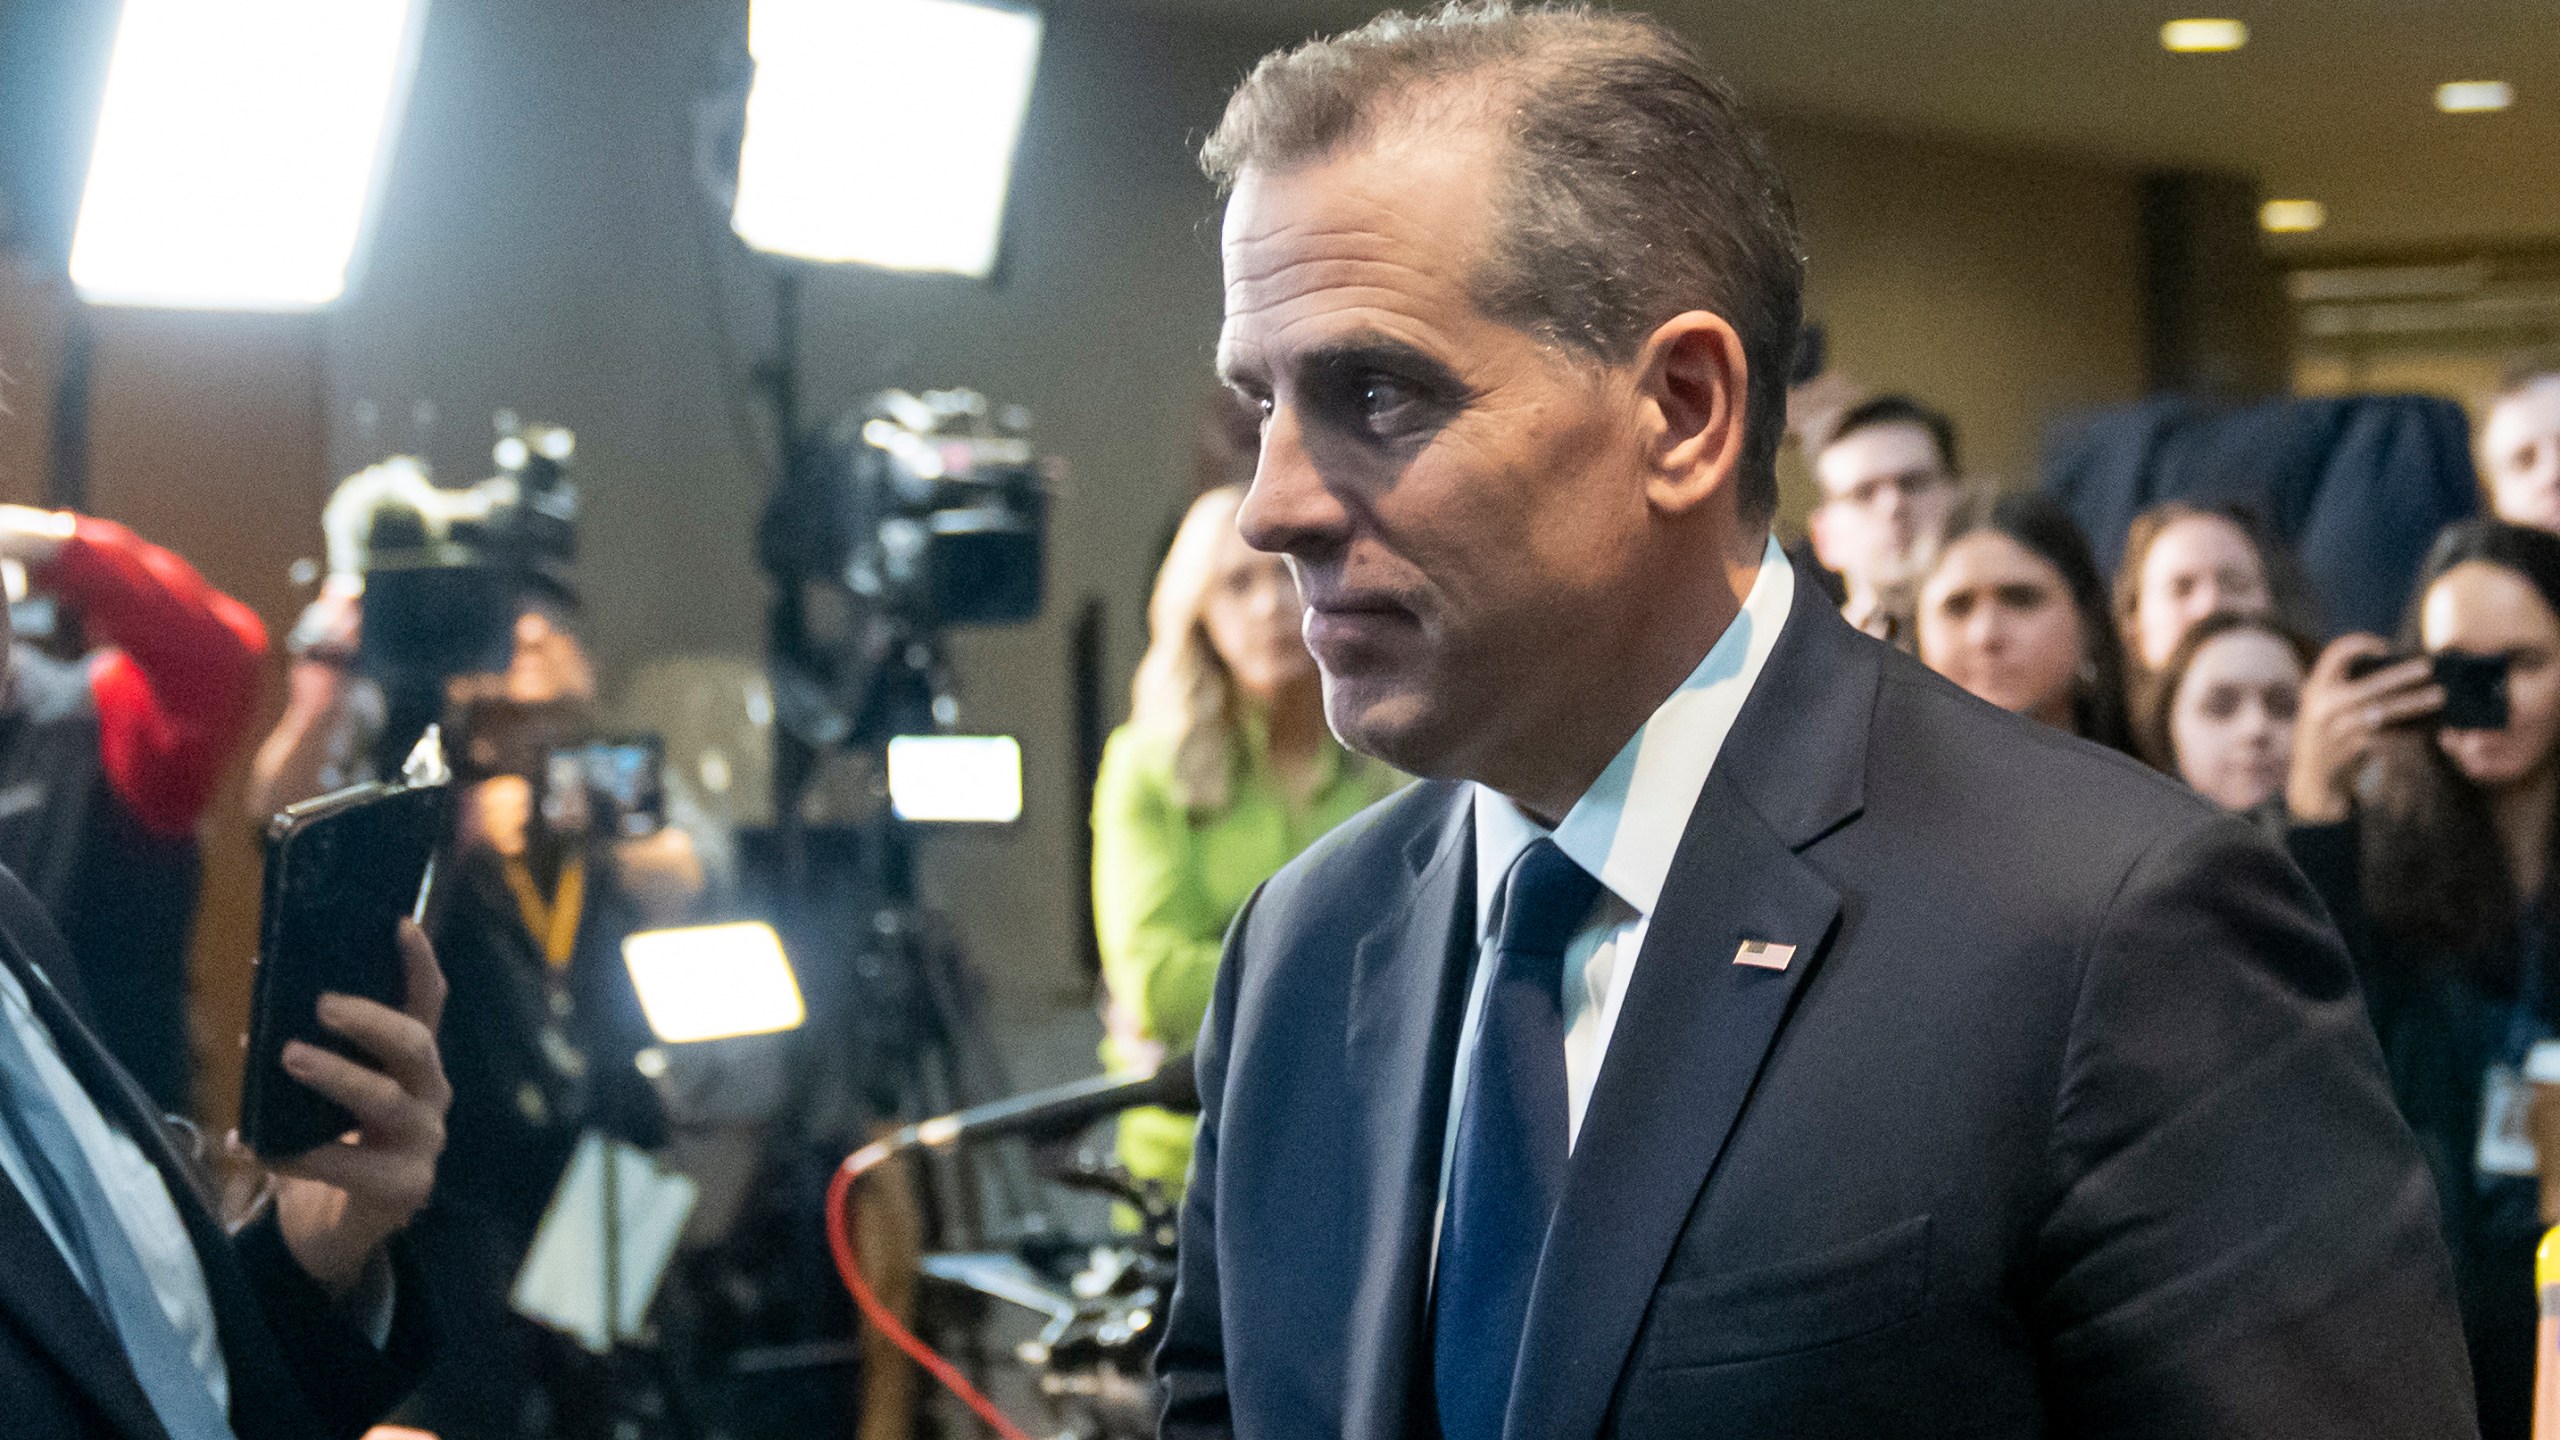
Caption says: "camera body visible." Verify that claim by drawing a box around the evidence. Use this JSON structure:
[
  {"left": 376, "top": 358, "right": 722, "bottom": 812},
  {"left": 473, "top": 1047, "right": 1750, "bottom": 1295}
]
[
  {"left": 323, "top": 418, "right": 579, "bottom": 695},
  {"left": 759, "top": 389, "right": 1048, "bottom": 631},
  {"left": 759, "top": 389, "right": 1051, "bottom": 752}
]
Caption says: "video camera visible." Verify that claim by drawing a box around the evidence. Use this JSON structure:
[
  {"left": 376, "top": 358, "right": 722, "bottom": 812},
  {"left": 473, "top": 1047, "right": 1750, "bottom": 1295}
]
[
  {"left": 757, "top": 389, "right": 1050, "bottom": 751},
  {"left": 320, "top": 414, "right": 580, "bottom": 695}
]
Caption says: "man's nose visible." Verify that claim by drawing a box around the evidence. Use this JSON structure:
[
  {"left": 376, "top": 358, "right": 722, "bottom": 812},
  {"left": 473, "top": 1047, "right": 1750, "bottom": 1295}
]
[{"left": 1238, "top": 405, "right": 1349, "bottom": 559}]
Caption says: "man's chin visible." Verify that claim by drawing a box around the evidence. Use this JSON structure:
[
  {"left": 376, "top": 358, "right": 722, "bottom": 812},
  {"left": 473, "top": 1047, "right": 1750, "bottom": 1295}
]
[{"left": 1321, "top": 680, "right": 1459, "bottom": 778}]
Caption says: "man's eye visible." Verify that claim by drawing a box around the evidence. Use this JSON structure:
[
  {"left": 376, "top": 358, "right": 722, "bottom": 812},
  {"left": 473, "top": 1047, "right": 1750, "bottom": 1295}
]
[{"left": 1360, "top": 377, "right": 1420, "bottom": 425}]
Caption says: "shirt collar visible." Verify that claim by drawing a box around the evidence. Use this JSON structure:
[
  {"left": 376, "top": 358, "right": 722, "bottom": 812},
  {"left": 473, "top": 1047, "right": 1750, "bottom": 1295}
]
[{"left": 1473, "top": 536, "right": 1795, "bottom": 938}]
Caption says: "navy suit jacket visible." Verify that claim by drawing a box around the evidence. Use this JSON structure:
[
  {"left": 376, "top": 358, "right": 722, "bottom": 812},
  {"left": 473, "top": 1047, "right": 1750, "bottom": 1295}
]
[
  {"left": 1158, "top": 567, "right": 2475, "bottom": 1439},
  {"left": 0, "top": 864, "right": 431, "bottom": 1440}
]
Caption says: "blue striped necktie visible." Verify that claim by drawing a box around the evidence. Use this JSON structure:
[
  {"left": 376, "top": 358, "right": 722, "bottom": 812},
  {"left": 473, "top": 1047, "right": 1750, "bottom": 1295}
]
[
  {"left": 1434, "top": 837, "right": 1601, "bottom": 1440},
  {"left": 0, "top": 992, "right": 236, "bottom": 1439}
]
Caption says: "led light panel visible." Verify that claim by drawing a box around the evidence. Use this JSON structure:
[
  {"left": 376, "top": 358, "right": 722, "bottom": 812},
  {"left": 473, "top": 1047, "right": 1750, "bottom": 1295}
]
[
  {"left": 69, "top": 0, "right": 425, "bottom": 309},
  {"left": 622, "top": 922, "right": 807, "bottom": 1044},
  {"left": 731, "top": 0, "right": 1043, "bottom": 276},
  {"left": 886, "top": 734, "right": 1023, "bottom": 823}
]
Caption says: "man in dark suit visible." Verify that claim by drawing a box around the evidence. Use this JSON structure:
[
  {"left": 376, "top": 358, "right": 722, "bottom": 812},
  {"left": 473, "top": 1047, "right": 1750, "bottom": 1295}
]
[
  {"left": 1158, "top": 6, "right": 2476, "bottom": 1437},
  {"left": 0, "top": 859, "right": 444, "bottom": 1439}
]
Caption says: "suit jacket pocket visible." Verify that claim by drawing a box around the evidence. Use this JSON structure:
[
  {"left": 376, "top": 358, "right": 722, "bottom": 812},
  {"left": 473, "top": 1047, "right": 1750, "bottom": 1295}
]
[{"left": 1639, "top": 1214, "right": 1931, "bottom": 1371}]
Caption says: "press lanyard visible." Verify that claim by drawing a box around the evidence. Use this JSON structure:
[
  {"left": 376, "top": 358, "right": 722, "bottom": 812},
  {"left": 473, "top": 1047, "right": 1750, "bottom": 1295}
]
[{"left": 501, "top": 853, "right": 586, "bottom": 970}]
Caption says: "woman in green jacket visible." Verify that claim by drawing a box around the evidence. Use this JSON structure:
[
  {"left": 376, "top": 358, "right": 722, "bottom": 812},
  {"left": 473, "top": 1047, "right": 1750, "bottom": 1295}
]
[{"left": 1093, "top": 484, "right": 1399, "bottom": 1189}]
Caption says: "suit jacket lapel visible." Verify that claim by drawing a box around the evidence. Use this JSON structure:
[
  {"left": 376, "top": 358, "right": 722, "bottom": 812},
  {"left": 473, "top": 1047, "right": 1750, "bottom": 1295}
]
[
  {"left": 1340, "top": 785, "right": 1476, "bottom": 1440},
  {"left": 0, "top": 863, "right": 312, "bottom": 1439},
  {"left": 14, "top": 951, "right": 313, "bottom": 1438},
  {"left": 1506, "top": 572, "right": 1879, "bottom": 1440},
  {"left": 0, "top": 868, "right": 176, "bottom": 1440},
  {"left": 0, "top": 1167, "right": 172, "bottom": 1440},
  {"left": 1505, "top": 773, "right": 1841, "bottom": 1440}
]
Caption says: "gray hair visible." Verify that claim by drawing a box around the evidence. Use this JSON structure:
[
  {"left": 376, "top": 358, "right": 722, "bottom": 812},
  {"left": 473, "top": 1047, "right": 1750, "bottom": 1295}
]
[{"left": 1201, "top": 2, "right": 1804, "bottom": 522}]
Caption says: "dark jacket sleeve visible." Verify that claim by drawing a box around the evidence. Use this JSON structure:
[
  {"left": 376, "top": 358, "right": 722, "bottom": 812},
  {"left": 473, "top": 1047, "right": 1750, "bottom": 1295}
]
[
  {"left": 2031, "top": 812, "right": 2474, "bottom": 1438},
  {"left": 1154, "top": 886, "right": 1263, "bottom": 1439},
  {"left": 230, "top": 1213, "right": 434, "bottom": 1440}
]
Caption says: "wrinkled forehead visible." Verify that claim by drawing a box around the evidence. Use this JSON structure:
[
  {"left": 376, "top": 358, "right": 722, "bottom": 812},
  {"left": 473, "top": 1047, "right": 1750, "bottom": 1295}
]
[{"left": 1214, "top": 131, "right": 1506, "bottom": 380}]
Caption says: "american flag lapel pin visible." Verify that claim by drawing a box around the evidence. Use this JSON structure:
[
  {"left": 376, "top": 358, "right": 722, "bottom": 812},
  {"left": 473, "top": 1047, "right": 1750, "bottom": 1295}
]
[{"left": 1732, "top": 938, "right": 1795, "bottom": 971}]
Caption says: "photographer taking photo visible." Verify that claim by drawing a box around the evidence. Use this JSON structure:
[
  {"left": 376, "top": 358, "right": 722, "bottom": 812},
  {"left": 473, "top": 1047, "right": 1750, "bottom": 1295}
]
[
  {"left": 246, "top": 437, "right": 701, "bottom": 1439},
  {"left": 2286, "top": 517, "right": 2560, "bottom": 1438}
]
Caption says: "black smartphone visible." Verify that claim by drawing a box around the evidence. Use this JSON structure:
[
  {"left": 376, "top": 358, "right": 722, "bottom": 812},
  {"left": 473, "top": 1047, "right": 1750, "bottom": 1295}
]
[
  {"left": 550, "top": 735, "right": 666, "bottom": 839},
  {"left": 241, "top": 777, "right": 452, "bottom": 1160},
  {"left": 2343, "top": 649, "right": 2511, "bottom": 731},
  {"left": 2434, "top": 650, "right": 2512, "bottom": 731}
]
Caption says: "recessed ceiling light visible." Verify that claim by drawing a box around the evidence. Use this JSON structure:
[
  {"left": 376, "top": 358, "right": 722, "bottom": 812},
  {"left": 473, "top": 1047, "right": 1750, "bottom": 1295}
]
[
  {"left": 2436, "top": 80, "right": 2515, "bottom": 114},
  {"left": 2161, "top": 19, "right": 2248, "bottom": 53},
  {"left": 2260, "top": 199, "right": 2326, "bottom": 234}
]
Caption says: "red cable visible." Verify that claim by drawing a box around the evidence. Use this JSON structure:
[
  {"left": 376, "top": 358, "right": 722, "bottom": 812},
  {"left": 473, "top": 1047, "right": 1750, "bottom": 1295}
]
[{"left": 825, "top": 1147, "right": 1038, "bottom": 1440}]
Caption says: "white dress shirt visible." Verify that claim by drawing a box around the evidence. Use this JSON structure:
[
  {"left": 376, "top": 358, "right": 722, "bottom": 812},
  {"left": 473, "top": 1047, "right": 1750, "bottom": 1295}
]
[
  {"left": 0, "top": 963, "right": 229, "bottom": 1409},
  {"left": 1436, "top": 538, "right": 1794, "bottom": 1246}
]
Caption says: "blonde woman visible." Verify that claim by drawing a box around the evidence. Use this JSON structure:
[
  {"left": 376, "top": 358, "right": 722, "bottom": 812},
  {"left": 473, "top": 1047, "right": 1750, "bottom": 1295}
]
[{"left": 1093, "top": 485, "right": 1400, "bottom": 1188}]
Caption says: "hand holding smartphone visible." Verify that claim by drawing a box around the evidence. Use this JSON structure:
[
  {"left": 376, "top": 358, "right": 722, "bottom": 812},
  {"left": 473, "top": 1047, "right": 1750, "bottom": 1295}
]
[
  {"left": 2343, "top": 648, "right": 2511, "bottom": 730},
  {"left": 242, "top": 731, "right": 453, "bottom": 1160}
]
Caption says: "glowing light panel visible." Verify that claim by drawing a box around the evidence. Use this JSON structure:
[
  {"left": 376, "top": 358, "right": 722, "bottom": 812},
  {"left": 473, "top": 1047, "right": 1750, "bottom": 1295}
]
[
  {"left": 2260, "top": 199, "right": 2327, "bottom": 234},
  {"left": 69, "top": 0, "right": 425, "bottom": 309},
  {"left": 731, "top": 0, "right": 1043, "bottom": 276},
  {"left": 622, "top": 923, "right": 807, "bottom": 1043},
  {"left": 887, "top": 734, "right": 1023, "bottom": 823},
  {"left": 2436, "top": 81, "right": 2515, "bottom": 114},
  {"left": 2160, "top": 19, "right": 2248, "bottom": 53}
]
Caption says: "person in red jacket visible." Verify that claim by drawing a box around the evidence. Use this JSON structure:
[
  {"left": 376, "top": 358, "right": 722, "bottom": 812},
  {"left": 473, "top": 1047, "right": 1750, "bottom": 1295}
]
[{"left": 0, "top": 503, "right": 268, "bottom": 1112}]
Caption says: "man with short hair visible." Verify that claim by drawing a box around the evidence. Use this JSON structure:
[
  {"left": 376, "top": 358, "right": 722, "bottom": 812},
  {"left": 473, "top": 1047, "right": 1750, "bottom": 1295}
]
[
  {"left": 1806, "top": 393, "right": 1962, "bottom": 645},
  {"left": 2482, "top": 367, "right": 2560, "bottom": 533},
  {"left": 1159, "top": 6, "right": 2473, "bottom": 1438}
]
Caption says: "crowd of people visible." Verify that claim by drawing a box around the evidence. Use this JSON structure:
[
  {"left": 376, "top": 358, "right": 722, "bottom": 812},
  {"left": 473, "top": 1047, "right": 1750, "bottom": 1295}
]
[{"left": 0, "top": 451, "right": 698, "bottom": 1436}]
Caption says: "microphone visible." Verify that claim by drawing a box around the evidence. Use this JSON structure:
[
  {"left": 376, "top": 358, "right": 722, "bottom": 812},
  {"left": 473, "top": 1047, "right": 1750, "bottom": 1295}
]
[{"left": 866, "top": 1055, "right": 1199, "bottom": 1163}]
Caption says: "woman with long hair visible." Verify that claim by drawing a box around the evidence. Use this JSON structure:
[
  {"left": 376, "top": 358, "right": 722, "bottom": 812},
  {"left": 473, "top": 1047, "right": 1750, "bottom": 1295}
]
[
  {"left": 2285, "top": 518, "right": 2560, "bottom": 1438},
  {"left": 2112, "top": 500, "right": 2315, "bottom": 678},
  {"left": 1092, "top": 485, "right": 1399, "bottom": 1188},
  {"left": 2134, "top": 610, "right": 2315, "bottom": 822},
  {"left": 1915, "top": 490, "right": 2134, "bottom": 752}
]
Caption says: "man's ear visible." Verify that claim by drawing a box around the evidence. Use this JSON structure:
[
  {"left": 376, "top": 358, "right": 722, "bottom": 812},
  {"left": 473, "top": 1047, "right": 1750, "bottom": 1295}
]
[{"left": 1638, "top": 311, "right": 1749, "bottom": 517}]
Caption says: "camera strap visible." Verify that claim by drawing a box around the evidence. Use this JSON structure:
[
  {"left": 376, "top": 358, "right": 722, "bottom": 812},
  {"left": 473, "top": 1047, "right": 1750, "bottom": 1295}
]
[{"left": 501, "top": 852, "right": 587, "bottom": 970}]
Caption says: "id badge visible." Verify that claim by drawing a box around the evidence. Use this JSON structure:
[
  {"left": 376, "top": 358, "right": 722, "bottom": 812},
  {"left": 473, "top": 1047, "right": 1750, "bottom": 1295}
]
[{"left": 2478, "top": 1063, "right": 2542, "bottom": 1178}]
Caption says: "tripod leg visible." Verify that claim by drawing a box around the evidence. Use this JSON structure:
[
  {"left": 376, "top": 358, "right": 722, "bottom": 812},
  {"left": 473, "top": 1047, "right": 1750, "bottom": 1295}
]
[{"left": 855, "top": 1132, "right": 926, "bottom": 1440}]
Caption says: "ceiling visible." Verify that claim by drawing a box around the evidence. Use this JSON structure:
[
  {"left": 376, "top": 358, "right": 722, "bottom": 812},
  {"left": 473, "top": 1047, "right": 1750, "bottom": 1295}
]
[{"left": 1149, "top": 0, "right": 2560, "bottom": 257}]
